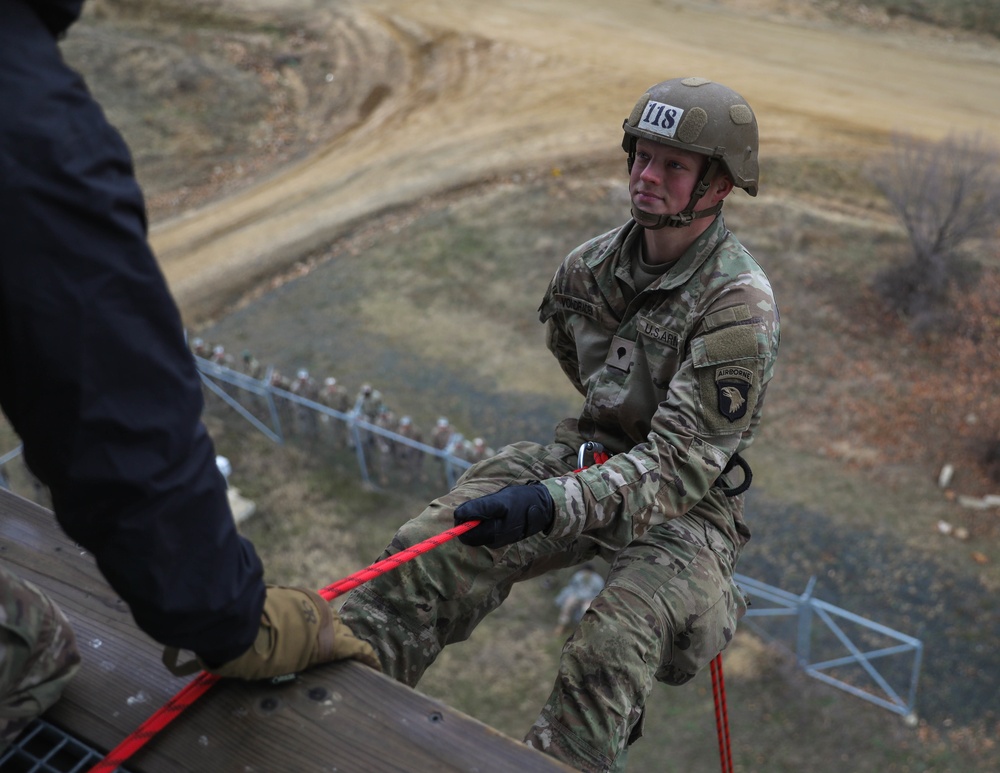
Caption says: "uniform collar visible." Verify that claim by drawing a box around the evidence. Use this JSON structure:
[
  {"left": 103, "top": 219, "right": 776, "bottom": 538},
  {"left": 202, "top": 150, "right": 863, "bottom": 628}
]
[{"left": 592, "top": 215, "right": 728, "bottom": 293}]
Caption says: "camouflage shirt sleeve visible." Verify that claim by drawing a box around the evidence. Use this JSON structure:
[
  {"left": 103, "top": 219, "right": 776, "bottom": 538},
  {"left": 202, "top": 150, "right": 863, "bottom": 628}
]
[{"left": 538, "top": 217, "right": 779, "bottom": 548}]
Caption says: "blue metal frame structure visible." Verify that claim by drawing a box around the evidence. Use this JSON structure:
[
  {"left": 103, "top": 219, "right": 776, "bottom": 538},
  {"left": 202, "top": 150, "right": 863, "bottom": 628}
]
[{"left": 736, "top": 574, "right": 923, "bottom": 717}]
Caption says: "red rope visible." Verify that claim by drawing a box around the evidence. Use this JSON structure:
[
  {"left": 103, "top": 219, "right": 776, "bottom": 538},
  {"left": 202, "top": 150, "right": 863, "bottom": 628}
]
[
  {"left": 89, "top": 673, "right": 220, "bottom": 772},
  {"left": 710, "top": 653, "right": 734, "bottom": 773},
  {"left": 317, "top": 520, "right": 479, "bottom": 600},
  {"left": 87, "top": 519, "right": 481, "bottom": 772}
]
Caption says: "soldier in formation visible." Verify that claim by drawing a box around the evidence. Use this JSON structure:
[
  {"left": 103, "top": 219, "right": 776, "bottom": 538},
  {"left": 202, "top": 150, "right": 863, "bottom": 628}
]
[
  {"left": 430, "top": 417, "right": 458, "bottom": 486},
  {"left": 241, "top": 350, "right": 263, "bottom": 380},
  {"left": 372, "top": 406, "right": 398, "bottom": 485},
  {"left": 268, "top": 369, "right": 294, "bottom": 433},
  {"left": 458, "top": 437, "right": 494, "bottom": 465},
  {"left": 393, "top": 416, "right": 424, "bottom": 484},
  {"left": 211, "top": 344, "right": 234, "bottom": 368},
  {"left": 290, "top": 369, "right": 319, "bottom": 438},
  {"left": 351, "top": 384, "right": 383, "bottom": 458},
  {"left": 319, "top": 377, "right": 351, "bottom": 447}
]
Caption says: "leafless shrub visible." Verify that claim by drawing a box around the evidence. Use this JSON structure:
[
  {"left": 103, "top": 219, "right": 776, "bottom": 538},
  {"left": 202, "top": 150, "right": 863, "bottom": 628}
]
[{"left": 870, "top": 132, "right": 1000, "bottom": 335}]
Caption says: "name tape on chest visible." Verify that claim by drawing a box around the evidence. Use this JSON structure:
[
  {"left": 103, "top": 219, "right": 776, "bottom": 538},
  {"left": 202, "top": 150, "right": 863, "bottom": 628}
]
[
  {"left": 637, "top": 316, "right": 679, "bottom": 351},
  {"left": 553, "top": 293, "right": 600, "bottom": 322},
  {"left": 637, "top": 100, "right": 685, "bottom": 140}
]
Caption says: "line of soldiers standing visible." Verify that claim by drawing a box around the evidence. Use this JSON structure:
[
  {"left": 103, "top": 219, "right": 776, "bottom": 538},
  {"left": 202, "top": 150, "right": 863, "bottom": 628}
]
[{"left": 190, "top": 338, "right": 496, "bottom": 487}]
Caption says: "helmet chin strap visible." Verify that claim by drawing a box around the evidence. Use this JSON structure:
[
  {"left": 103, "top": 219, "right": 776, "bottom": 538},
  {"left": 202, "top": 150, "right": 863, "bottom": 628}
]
[
  {"left": 632, "top": 201, "right": 722, "bottom": 229},
  {"left": 628, "top": 156, "right": 723, "bottom": 230}
]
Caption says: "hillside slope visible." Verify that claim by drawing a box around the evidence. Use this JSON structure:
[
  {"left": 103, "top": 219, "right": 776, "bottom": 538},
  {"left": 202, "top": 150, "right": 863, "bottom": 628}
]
[{"left": 68, "top": 0, "right": 1000, "bottom": 323}]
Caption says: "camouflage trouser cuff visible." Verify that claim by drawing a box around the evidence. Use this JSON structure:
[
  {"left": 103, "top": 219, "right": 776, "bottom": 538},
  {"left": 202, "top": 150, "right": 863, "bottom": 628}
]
[
  {"left": 339, "top": 585, "right": 436, "bottom": 687},
  {"left": 0, "top": 568, "right": 81, "bottom": 748},
  {"left": 524, "top": 711, "right": 616, "bottom": 773}
]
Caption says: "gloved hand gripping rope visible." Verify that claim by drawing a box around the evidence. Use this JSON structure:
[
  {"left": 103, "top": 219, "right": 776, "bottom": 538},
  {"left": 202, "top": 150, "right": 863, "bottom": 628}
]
[{"left": 88, "top": 519, "right": 482, "bottom": 773}]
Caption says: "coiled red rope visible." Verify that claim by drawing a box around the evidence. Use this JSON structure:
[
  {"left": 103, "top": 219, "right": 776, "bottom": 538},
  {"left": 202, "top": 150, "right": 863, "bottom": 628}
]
[{"left": 87, "top": 519, "right": 481, "bottom": 773}]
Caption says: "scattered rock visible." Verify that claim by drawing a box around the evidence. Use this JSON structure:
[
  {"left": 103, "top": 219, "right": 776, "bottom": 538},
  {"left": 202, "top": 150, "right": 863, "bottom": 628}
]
[
  {"left": 957, "top": 494, "right": 1000, "bottom": 510},
  {"left": 228, "top": 487, "right": 257, "bottom": 523}
]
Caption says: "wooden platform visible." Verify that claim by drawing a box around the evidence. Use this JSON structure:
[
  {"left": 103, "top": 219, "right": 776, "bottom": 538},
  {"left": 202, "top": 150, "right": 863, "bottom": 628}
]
[{"left": 0, "top": 489, "right": 573, "bottom": 772}]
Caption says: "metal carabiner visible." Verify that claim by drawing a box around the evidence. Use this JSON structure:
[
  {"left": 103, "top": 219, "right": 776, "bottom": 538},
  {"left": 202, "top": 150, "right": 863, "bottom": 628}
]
[{"left": 576, "top": 441, "right": 607, "bottom": 470}]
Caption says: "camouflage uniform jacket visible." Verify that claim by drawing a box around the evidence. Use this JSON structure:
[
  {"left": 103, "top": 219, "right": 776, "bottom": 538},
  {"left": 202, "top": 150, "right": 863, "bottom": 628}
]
[{"left": 538, "top": 215, "right": 779, "bottom": 555}]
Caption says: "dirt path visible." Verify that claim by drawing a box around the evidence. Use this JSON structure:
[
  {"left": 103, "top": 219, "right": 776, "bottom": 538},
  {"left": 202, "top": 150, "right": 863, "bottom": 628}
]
[{"left": 149, "top": 0, "right": 1000, "bottom": 324}]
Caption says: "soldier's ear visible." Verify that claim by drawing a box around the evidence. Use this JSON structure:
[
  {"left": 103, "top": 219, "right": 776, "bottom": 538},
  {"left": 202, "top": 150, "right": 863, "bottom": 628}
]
[{"left": 711, "top": 173, "right": 735, "bottom": 201}]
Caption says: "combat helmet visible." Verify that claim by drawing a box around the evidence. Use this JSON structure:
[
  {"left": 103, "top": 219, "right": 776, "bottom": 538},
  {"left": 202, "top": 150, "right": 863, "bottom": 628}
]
[{"left": 621, "top": 77, "right": 759, "bottom": 229}]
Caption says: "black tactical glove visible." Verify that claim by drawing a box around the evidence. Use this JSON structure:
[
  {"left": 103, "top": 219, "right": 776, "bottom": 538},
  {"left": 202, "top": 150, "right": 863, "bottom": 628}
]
[{"left": 453, "top": 482, "right": 555, "bottom": 548}]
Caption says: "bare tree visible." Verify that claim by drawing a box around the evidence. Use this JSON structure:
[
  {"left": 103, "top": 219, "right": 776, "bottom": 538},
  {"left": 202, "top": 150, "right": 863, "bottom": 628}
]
[
  {"left": 870, "top": 131, "right": 1000, "bottom": 332},
  {"left": 871, "top": 132, "right": 1000, "bottom": 483}
]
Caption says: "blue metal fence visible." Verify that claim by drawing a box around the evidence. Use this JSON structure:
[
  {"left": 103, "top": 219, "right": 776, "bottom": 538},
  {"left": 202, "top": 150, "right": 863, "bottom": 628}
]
[
  {"left": 195, "top": 355, "right": 473, "bottom": 490},
  {"left": 735, "top": 574, "right": 922, "bottom": 718}
]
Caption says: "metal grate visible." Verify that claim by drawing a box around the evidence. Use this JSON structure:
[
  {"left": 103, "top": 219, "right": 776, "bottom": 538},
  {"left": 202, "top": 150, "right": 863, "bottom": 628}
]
[{"left": 0, "top": 719, "right": 128, "bottom": 773}]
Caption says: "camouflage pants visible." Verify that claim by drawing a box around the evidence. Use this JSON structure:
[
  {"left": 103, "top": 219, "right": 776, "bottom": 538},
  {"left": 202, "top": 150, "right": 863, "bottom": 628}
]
[
  {"left": 339, "top": 440, "right": 746, "bottom": 772},
  {"left": 0, "top": 564, "right": 81, "bottom": 752}
]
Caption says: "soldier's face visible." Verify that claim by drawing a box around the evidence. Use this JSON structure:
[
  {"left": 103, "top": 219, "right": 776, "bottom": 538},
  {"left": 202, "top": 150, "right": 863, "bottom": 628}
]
[{"left": 629, "top": 139, "right": 706, "bottom": 216}]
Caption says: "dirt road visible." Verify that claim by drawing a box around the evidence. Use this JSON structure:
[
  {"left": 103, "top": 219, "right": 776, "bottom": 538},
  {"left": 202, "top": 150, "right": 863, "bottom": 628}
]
[{"left": 148, "top": 0, "right": 1000, "bottom": 324}]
